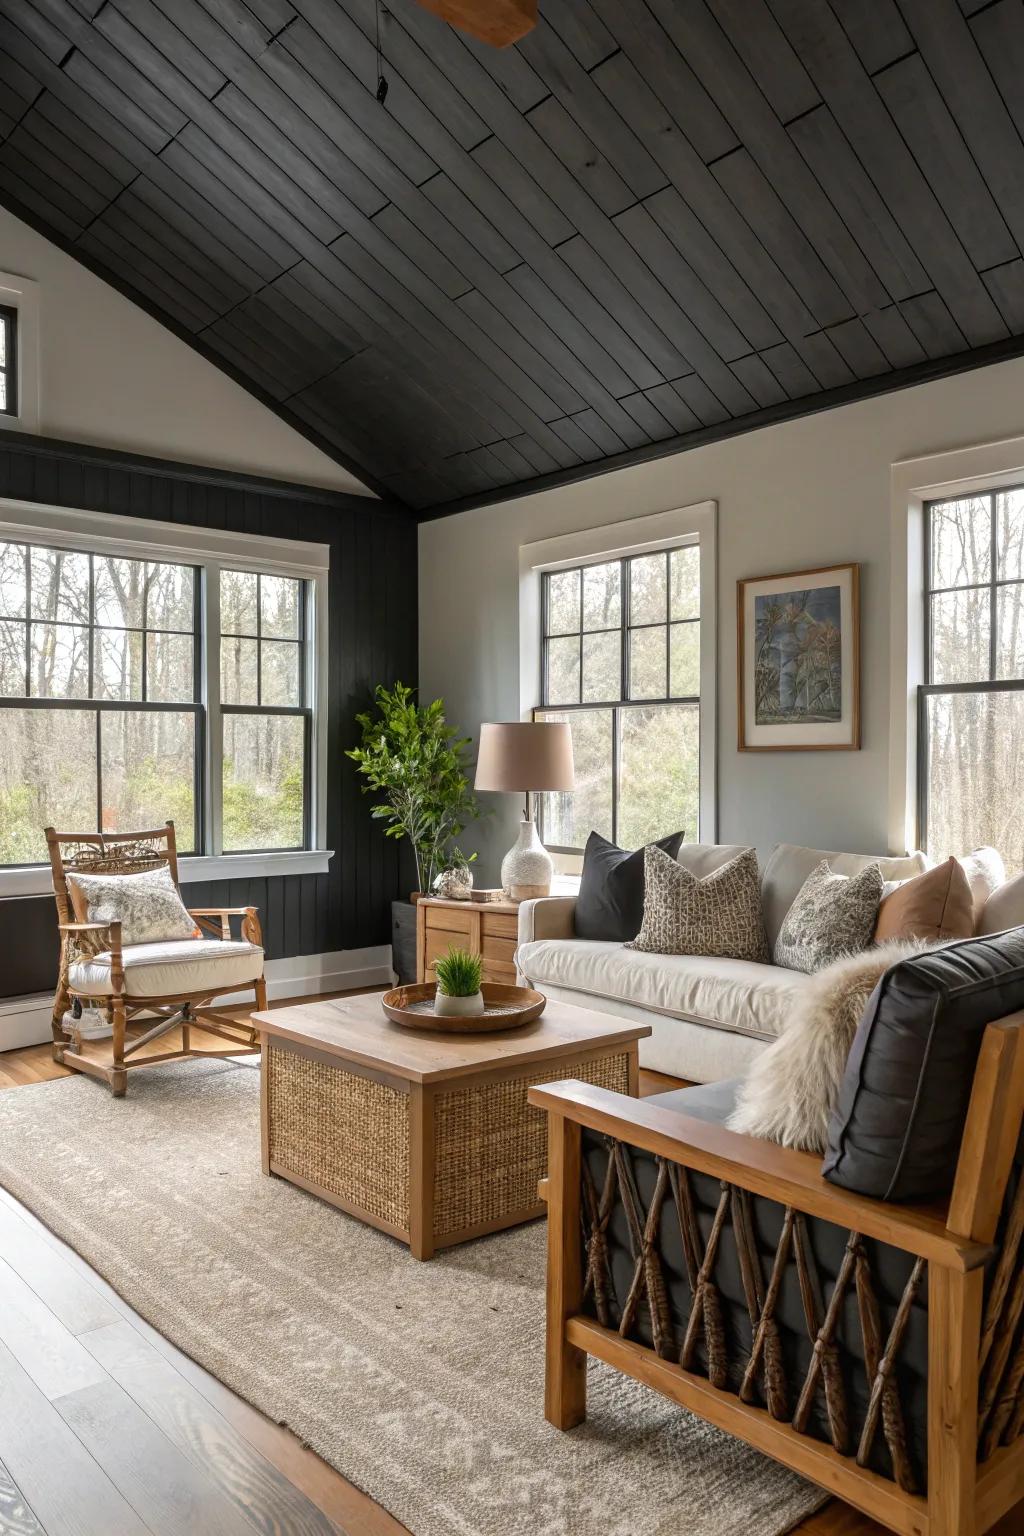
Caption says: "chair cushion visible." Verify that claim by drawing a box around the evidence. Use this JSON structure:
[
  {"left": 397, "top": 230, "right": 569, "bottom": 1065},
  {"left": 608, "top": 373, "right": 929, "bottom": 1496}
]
[
  {"left": 823, "top": 929, "right": 1024, "bottom": 1201},
  {"left": 69, "top": 938, "right": 263, "bottom": 998},
  {"left": 644, "top": 1077, "right": 743, "bottom": 1123},
  {"left": 761, "top": 843, "right": 928, "bottom": 952},
  {"left": 516, "top": 937, "right": 809, "bottom": 1039},
  {"left": 574, "top": 828, "right": 685, "bottom": 942}
]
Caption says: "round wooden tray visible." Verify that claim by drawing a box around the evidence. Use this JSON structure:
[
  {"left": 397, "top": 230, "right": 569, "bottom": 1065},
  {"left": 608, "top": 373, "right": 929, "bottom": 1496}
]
[{"left": 381, "top": 981, "right": 546, "bottom": 1033}]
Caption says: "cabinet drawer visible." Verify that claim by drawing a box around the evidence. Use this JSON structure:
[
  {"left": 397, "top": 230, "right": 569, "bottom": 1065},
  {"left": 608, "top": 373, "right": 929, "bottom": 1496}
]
[
  {"left": 425, "top": 932, "right": 472, "bottom": 972},
  {"left": 482, "top": 935, "right": 517, "bottom": 968},
  {"left": 482, "top": 958, "right": 517, "bottom": 983},
  {"left": 424, "top": 904, "right": 473, "bottom": 937},
  {"left": 482, "top": 912, "right": 518, "bottom": 939}
]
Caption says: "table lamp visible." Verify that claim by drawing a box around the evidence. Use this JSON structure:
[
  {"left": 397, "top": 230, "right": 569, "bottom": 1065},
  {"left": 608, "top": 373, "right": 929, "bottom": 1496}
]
[{"left": 474, "top": 721, "right": 575, "bottom": 900}]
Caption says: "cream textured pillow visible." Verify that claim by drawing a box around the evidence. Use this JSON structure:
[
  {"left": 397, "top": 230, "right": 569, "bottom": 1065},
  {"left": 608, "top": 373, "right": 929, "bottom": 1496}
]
[
  {"left": 727, "top": 940, "right": 930, "bottom": 1152},
  {"left": 626, "top": 845, "right": 768, "bottom": 962},
  {"left": 957, "top": 846, "right": 1006, "bottom": 917},
  {"left": 66, "top": 864, "right": 198, "bottom": 947},
  {"left": 774, "top": 859, "right": 883, "bottom": 974}
]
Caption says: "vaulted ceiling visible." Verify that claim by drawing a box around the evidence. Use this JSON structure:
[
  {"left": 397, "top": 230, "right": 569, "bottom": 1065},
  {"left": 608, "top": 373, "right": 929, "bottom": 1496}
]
[{"left": 4, "top": 1, "right": 1024, "bottom": 515}]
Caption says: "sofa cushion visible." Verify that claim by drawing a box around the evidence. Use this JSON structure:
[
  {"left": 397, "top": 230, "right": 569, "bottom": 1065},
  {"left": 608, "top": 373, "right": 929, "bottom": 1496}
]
[
  {"left": 957, "top": 847, "right": 1006, "bottom": 917},
  {"left": 643, "top": 1077, "right": 742, "bottom": 1123},
  {"left": 761, "top": 843, "right": 928, "bottom": 953},
  {"left": 979, "top": 870, "right": 1024, "bottom": 935},
  {"left": 628, "top": 846, "right": 769, "bottom": 962},
  {"left": 574, "top": 828, "right": 684, "bottom": 942},
  {"left": 823, "top": 929, "right": 1024, "bottom": 1201},
  {"left": 516, "top": 937, "right": 809, "bottom": 1039},
  {"left": 874, "top": 857, "right": 974, "bottom": 943},
  {"left": 69, "top": 938, "right": 264, "bottom": 998}
]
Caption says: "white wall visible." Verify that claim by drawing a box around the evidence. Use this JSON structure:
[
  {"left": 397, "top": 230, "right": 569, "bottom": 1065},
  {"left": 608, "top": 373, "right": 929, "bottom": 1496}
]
[
  {"left": 0, "top": 209, "right": 371, "bottom": 497},
  {"left": 420, "top": 353, "right": 1024, "bottom": 880}
]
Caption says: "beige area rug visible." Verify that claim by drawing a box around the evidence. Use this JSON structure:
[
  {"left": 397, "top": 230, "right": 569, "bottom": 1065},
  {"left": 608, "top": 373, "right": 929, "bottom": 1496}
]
[{"left": 0, "top": 1061, "right": 826, "bottom": 1536}]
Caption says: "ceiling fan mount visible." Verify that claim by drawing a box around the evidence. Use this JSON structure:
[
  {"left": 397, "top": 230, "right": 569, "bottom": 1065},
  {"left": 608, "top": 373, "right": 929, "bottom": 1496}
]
[{"left": 412, "top": 0, "right": 538, "bottom": 49}]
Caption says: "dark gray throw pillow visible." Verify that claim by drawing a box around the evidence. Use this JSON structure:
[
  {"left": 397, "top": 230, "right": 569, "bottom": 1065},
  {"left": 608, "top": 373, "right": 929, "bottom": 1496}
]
[
  {"left": 823, "top": 928, "right": 1024, "bottom": 1202},
  {"left": 574, "top": 829, "right": 685, "bottom": 943}
]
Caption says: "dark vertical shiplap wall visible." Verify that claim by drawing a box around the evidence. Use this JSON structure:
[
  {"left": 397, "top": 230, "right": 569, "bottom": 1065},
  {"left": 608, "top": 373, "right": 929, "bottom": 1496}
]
[{"left": 0, "top": 434, "right": 418, "bottom": 999}]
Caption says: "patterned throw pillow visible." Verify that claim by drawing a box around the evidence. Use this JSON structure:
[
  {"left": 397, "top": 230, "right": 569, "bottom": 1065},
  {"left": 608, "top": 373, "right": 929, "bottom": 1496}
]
[
  {"left": 66, "top": 864, "right": 198, "bottom": 947},
  {"left": 626, "top": 845, "right": 769, "bottom": 961},
  {"left": 774, "top": 859, "right": 883, "bottom": 974}
]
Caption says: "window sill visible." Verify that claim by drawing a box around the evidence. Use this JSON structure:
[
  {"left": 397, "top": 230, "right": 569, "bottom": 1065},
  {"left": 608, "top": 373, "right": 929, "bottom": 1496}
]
[{"left": 0, "top": 849, "right": 334, "bottom": 899}]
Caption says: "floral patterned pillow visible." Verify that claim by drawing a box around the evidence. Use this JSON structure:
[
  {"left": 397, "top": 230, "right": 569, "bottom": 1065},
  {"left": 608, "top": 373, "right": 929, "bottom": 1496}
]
[
  {"left": 66, "top": 864, "right": 198, "bottom": 947},
  {"left": 774, "top": 859, "right": 883, "bottom": 974}
]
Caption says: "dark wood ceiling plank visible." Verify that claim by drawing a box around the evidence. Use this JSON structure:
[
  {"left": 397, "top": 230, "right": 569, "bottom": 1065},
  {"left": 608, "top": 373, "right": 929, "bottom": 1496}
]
[
  {"left": 164, "top": 129, "right": 305, "bottom": 270},
  {"left": 572, "top": 407, "right": 631, "bottom": 455},
  {"left": 0, "top": 143, "right": 95, "bottom": 231},
  {"left": 705, "top": 0, "right": 820, "bottom": 121},
  {"left": 181, "top": 0, "right": 275, "bottom": 57},
  {"left": 616, "top": 200, "right": 776, "bottom": 360},
  {"left": 2, "top": 121, "right": 109, "bottom": 215},
  {"left": 618, "top": 391, "right": 675, "bottom": 442},
  {"left": 587, "top": 0, "right": 738, "bottom": 163},
  {"left": 516, "top": 21, "right": 668, "bottom": 200},
  {"left": 971, "top": 3, "right": 1024, "bottom": 186},
  {"left": 645, "top": 0, "right": 893, "bottom": 316},
  {"left": 898, "top": 0, "right": 1024, "bottom": 259},
  {"left": 0, "top": 165, "right": 87, "bottom": 239},
  {"left": 62, "top": 47, "right": 177, "bottom": 151},
  {"left": 874, "top": 52, "right": 1018, "bottom": 272},
  {"left": 824, "top": 316, "right": 890, "bottom": 379},
  {"left": 791, "top": 329, "right": 856, "bottom": 389},
  {"left": 786, "top": 105, "right": 929, "bottom": 301},
  {"left": 469, "top": 137, "right": 573, "bottom": 246},
  {"left": 556, "top": 234, "right": 688, "bottom": 381},
  {"left": 760, "top": 341, "right": 820, "bottom": 398},
  {"left": 267, "top": 266, "right": 369, "bottom": 356},
  {"left": 215, "top": 292, "right": 354, "bottom": 388},
  {"left": 730, "top": 353, "right": 788, "bottom": 407},
  {"left": 0, "top": 50, "right": 44, "bottom": 117},
  {"left": 422, "top": 174, "right": 520, "bottom": 274},
  {"left": 440, "top": 12, "right": 549, "bottom": 113},
  {"left": 669, "top": 374, "right": 730, "bottom": 427},
  {"left": 0, "top": 0, "right": 71, "bottom": 63},
  {"left": 861, "top": 305, "right": 928, "bottom": 369},
  {"left": 504, "top": 263, "right": 651, "bottom": 407},
  {"left": 103, "top": 0, "right": 225, "bottom": 99},
  {"left": 32, "top": 87, "right": 139, "bottom": 184},
  {"left": 900, "top": 291, "right": 969, "bottom": 359},
  {"left": 453, "top": 288, "right": 586, "bottom": 417},
  {"left": 983, "top": 259, "right": 1024, "bottom": 332},
  {"left": 642, "top": 384, "right": 701, "bottom": 435},
  {"left": 545, "top": 0, "right": 616, "bottom": 71},
  {"left": 83, "top": 219, "right": 222, "bottom": 328},
  {"left": 711, "top": 149, "right": 855, "bottom": 328},
  {"left": 524, "top": 96, "right": 635, "bottom": 218},
  {"left": 592, "top": 49, "right": 818, "bottom": 343},
  {"left": 826, "top": 0, "right": 913, "bottom": 74},
  {"left": 767, "top": 0, "right": 1008, "bottom": 346},
  {"left": 549, "top": 414, "right": 604, "bottom": 462},
  {"left": 506, "top": 433, "right": 562, "bottom": 475},
  {"left": 105, "top": 190, "right": 249, "bottom": 309},
  {"left": 220, "top": 0, "right": 295, "bottom": 35},
  {"left": 130, "top": 172, "right": 268, "bottom": 292},
  {"left": 484, "top": 436, "right": 542, "bottom": 482},
  {"left": 371, "top": 202, "right": 471, "bottom": 301},
  {"left": 18, "top": 107, "right": 124, "bottom": 202}
]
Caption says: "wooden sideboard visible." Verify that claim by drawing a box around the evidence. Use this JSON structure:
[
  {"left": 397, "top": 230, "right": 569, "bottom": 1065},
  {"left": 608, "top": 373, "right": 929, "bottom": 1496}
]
[{"left": 415, "top": 896, "right": 520, "bottom": 985}]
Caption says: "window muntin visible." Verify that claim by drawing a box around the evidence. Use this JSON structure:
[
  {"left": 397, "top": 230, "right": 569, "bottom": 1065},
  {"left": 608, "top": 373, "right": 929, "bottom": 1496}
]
[
  {"left": 220, "top": 569, "right": 308, "bottom": 853},
  {"left": 920, "top": 489, "right": 1024, "bottom": 874},
  {"left": 0, "top": 306, "right": 16, "bottom": 418},
  {"left": 536, "top": 545, "right": 701, "bottom": 852},
  {"left": 0, "top": 538, "right": 315, "bottom": 867}
]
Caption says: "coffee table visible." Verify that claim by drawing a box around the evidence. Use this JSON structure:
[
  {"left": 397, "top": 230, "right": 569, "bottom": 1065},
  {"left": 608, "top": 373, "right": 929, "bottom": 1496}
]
[{"left": 254, "top": 993, "right": 650, "bottom": 1259}]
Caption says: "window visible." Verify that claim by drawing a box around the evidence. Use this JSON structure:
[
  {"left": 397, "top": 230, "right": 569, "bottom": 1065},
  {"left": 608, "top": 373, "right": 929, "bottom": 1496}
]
[
  {"left": 220, "top": 569, "right": 308, "bottom": 852},
  {"left": 920, "top": 488, "right": 1024, "bottom": 874},
  {"left": 0, "top": 306, "right": 15, "bottom": 417},
  {"left": 535, "top": 544, "right": 700, "bottom": 852},
  {"left": 0, "top": 519, "right": 323, "bottom": 872}
]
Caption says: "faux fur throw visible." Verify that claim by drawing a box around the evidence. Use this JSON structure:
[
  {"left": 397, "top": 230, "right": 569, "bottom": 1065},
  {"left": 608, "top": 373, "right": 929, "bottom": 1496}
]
[{"left": 727, "top": 940, "right": 930, "bottom": 1154}]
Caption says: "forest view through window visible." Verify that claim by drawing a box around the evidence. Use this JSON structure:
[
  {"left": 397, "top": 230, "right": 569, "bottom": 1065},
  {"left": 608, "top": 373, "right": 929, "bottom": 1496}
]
[
  {"left": 535, "top": 544, "right": 700, "bottom": 852},
  {"left": 0, "top": 537, "right": 311, "bottom": 865},
  {"left": 921, "top": 488, "right": 1024, "bottom": 874}
]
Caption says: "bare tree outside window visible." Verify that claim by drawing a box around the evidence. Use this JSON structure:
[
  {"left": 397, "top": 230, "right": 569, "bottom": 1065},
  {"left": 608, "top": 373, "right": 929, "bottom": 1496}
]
[
  {"left": 921, "top": 490, "right": 1024, "bottom": 874},
  {"left": 535, "top": 545, "right": 700, "bottom": 851}
]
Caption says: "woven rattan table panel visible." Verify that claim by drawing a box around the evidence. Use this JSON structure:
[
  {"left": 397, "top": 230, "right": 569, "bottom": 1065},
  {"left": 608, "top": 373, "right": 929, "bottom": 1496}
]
[
  {"left": 267, "top": 1044, "right": 410, "bottom": 1230},
  {"left": 432, "top": 1050, "right": 629, "bottom": 1239}
]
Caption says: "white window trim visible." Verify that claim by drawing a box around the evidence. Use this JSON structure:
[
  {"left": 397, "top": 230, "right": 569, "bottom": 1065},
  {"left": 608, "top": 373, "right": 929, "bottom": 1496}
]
[
  {"left": 518, "top": 501, "right": 717, "bottom": 868},
  {"left": 889, "top": 434, "right": 1024, "bottom": 855},
  {"left": 0, "top": 271, "right": 40, "bottom": 434},
  {"left": 0, "top": 497, "right": 333, "bottom": 896}
]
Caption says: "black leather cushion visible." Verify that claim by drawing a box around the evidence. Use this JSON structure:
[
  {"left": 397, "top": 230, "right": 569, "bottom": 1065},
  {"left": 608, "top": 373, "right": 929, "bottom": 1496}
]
[
  {"left": 583, "top": 1079, "right": 930, "bottom": 1486},
  {"left": 823, "top": 928, "right": 1024, "bottom": 1202},
  {"left": 574, "top": 829, "right": 684, "bottom": 942}
]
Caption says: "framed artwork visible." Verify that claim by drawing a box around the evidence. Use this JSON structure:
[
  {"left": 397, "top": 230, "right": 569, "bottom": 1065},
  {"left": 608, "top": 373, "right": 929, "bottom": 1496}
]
[{"left": 737, "top": 563, "right": 860, "bottom": 751}]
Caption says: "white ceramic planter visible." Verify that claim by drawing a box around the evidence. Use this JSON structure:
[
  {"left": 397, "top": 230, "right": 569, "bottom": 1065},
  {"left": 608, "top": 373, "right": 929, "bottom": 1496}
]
[{"left": 434, "top": 989, "right": 485, "bottom": 1018}]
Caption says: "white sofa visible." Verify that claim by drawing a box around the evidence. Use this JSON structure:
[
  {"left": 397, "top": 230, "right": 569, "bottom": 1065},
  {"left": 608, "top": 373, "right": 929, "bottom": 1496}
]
[{"left": 516, "top": 842, "right": 930, "bottom": 1083}]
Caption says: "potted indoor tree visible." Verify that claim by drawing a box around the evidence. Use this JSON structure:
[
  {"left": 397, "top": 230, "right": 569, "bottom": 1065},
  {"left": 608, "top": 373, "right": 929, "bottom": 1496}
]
[{"left": 347, "top": 683, "right": 482, "bottom": 983}]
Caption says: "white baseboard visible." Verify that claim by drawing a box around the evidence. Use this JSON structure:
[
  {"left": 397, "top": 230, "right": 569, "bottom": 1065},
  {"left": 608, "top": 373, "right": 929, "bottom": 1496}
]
[{"left": 0, "top": 946, "right": 396, "bottom": 1053}]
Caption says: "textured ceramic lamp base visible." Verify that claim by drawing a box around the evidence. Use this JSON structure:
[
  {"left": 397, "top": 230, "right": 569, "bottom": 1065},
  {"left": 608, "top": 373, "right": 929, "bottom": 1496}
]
[{"left": 500, "top": 817, "right": 553, "bottom": 902}]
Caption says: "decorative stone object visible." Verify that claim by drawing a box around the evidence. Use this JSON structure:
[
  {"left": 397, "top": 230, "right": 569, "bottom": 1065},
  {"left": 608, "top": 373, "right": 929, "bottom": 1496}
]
[{"left": 433, "top": 864, "right": 474, "bottom": 901}]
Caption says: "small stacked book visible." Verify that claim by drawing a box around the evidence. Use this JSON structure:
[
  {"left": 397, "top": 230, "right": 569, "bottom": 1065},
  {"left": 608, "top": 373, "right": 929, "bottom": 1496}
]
[{"left": 469, "top": 888, "right": 505, "bottom": 903}]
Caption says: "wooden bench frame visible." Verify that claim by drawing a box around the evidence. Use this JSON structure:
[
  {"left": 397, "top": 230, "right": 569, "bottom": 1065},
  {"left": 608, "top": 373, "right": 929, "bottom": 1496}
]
[{"left": 528, "top": 1013, "right": 1024, "bottom": 1536}]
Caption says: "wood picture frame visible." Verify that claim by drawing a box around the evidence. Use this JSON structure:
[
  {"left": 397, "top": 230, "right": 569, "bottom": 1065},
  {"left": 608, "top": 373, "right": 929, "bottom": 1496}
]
[{"left": 737, "top": 562, "right": 860, "bottom": 751}]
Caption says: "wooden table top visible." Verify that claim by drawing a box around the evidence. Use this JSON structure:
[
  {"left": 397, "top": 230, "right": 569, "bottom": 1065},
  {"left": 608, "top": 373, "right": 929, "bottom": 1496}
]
[{"left": 253, "top": 993, "right": 651, "bottom": 1084}]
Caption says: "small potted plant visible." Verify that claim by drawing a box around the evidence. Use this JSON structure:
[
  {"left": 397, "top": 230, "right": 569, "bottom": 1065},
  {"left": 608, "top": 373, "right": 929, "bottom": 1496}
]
[{"left": 433, "top": 945, "right": 484, "bottom": 1018}]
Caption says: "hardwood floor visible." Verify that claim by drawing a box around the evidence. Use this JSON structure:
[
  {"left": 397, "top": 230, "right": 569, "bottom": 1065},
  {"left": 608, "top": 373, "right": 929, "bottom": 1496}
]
[{"left": 0, "top": 1017, "right": 1018, "bottom": 1536}]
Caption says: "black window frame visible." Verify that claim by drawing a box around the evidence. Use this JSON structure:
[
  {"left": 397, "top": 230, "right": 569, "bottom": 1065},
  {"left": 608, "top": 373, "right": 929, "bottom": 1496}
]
[
  {"left": 219, "top": 568, "right": 311, "bottom": 855},
  {"left": 0, "top": 304, "right": 16, "bottom": 419},
  {"left": 0, "top": 539, "right": 204, "bottom": 861},
  {"left": 917, "top": 486, "right": 1024, "bottom": 855},
  {"left": 534, "top": 544, "right": 701, "bottom": 854}
]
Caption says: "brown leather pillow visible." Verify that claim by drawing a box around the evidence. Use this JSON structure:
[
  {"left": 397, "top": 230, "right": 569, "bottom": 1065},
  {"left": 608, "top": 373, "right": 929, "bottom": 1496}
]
[{"left": 874, "top": 857, "right": 974, "bottom": 943}]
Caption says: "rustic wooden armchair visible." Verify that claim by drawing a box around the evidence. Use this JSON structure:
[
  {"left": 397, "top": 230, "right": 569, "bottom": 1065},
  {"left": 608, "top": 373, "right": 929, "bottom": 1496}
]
[
  {"left": 530, "top": 1012, "right": 1024, "bottom": 1536},
  {"left": 47, "top": 822, "right": 265, "bottom": 1096}
]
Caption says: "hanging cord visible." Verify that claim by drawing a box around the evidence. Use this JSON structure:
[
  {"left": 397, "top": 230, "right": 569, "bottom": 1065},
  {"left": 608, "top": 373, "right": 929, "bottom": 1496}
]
[{"left": 375, "top": 0, "right": 389, "bottom": 106}]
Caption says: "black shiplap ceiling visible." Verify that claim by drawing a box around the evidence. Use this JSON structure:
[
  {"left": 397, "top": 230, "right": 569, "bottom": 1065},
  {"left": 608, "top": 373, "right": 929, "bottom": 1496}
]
[{"left": 3, "top": 1, "right": 1024, "bottom": 514}]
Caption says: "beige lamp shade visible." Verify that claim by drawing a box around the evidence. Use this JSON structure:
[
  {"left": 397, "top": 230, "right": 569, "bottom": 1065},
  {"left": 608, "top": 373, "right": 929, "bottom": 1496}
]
[{"left": 474, "top": 721, "right": 575, "bottom": 792}]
